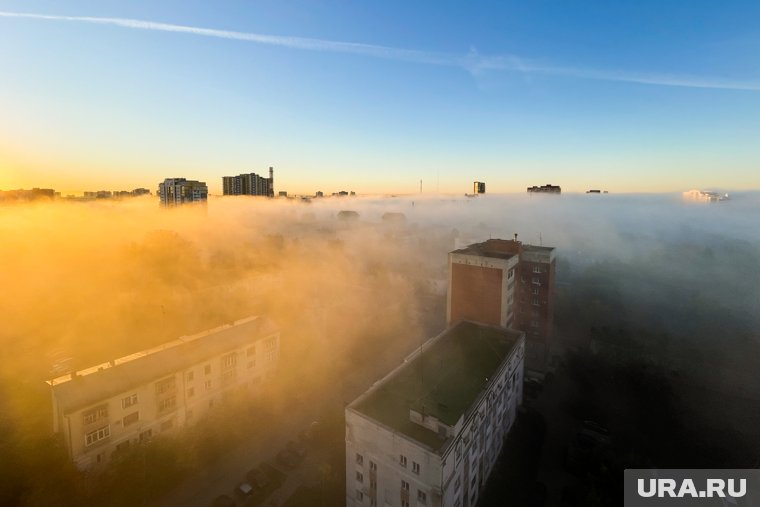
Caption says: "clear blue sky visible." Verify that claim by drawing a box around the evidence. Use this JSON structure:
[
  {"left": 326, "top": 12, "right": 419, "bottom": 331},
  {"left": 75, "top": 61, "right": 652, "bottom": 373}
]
[{"left": 1, "top": 0, "right": 759, "bottom": 194}]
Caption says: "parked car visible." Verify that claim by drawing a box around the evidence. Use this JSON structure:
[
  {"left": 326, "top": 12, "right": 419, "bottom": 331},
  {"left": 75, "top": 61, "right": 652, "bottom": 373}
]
[
  {"left": 246, "top": 467, "right": 271, "bottom": 489},
  {"left": 234, "top": 482, "right": 254, "bottom": 500}
]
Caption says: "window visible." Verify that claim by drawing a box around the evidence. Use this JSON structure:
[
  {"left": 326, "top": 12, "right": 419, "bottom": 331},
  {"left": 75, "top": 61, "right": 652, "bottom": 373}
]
[
  {"left": 204, "top": 364, "right": 211, "bottom": 375},
  {"left": 400, "top": 455, "right": 407, "bottom": 467},
  {"left": 139, "top": 429, "right": 152, "bottom": 442},
  {"left": 401, "top": 480, "right": 410, "bottom": 491},
  {"left": 222, "top": 370, "right": 236, "bottom": 384},
  {"left": 369, "top": 460, "right": 377, "bottom": 471},
  {"left": 83, "top": 405, "right": 108, "bottom": 425},
  {"left": 187, "top": 387, "right": 195, "bottom": 397},
  {"left": 532, "top": 276, "right": 540, "bottom": 285},
  {"left": 356, "top": 453, "right": 364, "bottom": 465},
  {"left": 158, "top": 396, "right": 176, "bottom": 412},
  {"left": 533, "top": 265, "right": 542, "bottom": 273},
  {"left": 531, "top": 287, "right": 539, "bottom": 295},
  {"left": 265, "top": 337, "right": 277, "bottom": 350},
  {"left": 356, "top": 471, "right": 363, "bottom": 483},
  {"left": 401, "top": 501, "right": 409, "bottom": 507},
  {"left": 417, "top": 491, "right": 427, "bottom": 504},
  {"left": 155, "top": 376, "right": 175, "bottom": 395},
  {"left": 221, "top": 352, "right": 237, "bottom": 369},
  {"left": 84, "top": 425, "right": 110, "bottom": 446},
  {"left": 356, "top": 490, "right": 363, "bottom": 501},
  {"left": 246, "top": 346, "right": 256, "bottom": 357},
  {"left": 186, "top": 371, "right": 194, "bottom": 381},
  {"left": 122, "top": 394, "right": 138, "bottom": 409},
  {"left": 412, "top": 462, "right": 420, "bottom": 474},
  {"left": 370, "top": 478, "right": 377, "bottom": 489},
  {"left": 205, "top": 380, "right": 212, "bottom": 390},
  {"left": 532, "top": 297, "right": 540, "bottom": 306},
  {"left": 123, "top": 411, "right": 139, "bottom": 426},
  {"left": 266, "top": 350, "right": 277, "bottom": 361},
  {"left": 530, "top": 320, "right": 540, "bottom": 328}
]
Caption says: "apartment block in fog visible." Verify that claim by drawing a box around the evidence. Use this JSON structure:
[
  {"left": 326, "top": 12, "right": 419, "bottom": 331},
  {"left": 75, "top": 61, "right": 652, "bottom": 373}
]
[
  {"left": 47, "top": 316, "right": 279, "bottom": 469},
  {"left": 447, "top": 239, "right": 556, "bottom": 375},
  {"left": 345, "top": 321, "right": 525, "bottom": 507},
  {"left": 158, "top": 178, "right": 208, "bottom": 206},
  {"left": 222, "top": 167, "right": 274, "bottom": 197}
]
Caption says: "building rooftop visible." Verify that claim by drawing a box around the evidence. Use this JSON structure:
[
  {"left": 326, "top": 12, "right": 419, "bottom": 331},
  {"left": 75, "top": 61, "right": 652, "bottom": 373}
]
[
  {"left": 451, "top": 239, "right": 521, "bottom": 260},
  {"left": 350, "top": 321, "right": 523, "bottom": 453},
  {"left": 452, "top": 239, "right": 555, "bottom": 260},
  {"left": 49, "top": 316, "right": 278, "bottom": 414}
]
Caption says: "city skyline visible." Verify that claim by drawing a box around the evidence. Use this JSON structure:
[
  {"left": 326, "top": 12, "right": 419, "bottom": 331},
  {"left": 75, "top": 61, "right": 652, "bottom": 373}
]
[{"left": 2, "top": 1, "right": 760, "bottom": 195}]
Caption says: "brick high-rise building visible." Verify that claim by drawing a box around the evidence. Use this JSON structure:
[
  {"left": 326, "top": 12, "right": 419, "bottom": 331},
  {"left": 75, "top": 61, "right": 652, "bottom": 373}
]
[{"left": 447, "top": 238, "right": 556, "bottom": 375}]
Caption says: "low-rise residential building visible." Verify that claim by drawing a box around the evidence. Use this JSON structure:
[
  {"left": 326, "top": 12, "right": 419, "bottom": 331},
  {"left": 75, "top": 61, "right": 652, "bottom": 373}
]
[
  {"left": 345, "top": 321, "right": 525, "bottom": 507},
  {"left": 47, "top": 316, "right": 279, "bottom": 469}
]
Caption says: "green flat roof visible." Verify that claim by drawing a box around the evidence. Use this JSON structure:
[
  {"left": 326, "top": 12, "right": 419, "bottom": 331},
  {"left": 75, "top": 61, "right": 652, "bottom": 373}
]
[{"left": 351, "top": 321, "right": 522, "bottom": 453}]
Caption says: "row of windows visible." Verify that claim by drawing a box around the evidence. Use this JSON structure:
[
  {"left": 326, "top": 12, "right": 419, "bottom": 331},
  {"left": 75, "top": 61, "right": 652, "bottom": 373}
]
[
  {"left": 85, "top": 425, "right": 110, "bottom": 446},
  {"left": 83, "top": 405, "right": 108, "bottom": 425}
]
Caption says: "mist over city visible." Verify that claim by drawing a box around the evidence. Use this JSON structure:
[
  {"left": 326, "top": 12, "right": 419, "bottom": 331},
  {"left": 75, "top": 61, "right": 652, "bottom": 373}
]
[
  {"left": 1, "top": 192, "right": 758, "bottom": 505},
  {"left": 3, "top": 1, "right": 760, "bottom": 506}
]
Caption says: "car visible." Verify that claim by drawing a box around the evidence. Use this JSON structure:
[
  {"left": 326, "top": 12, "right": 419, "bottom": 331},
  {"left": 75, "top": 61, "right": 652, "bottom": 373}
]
[
  {"left": 234, "top": 482, "right": 254, "bottom": 500},
  {"left": 246, "top": 467, "right": 271, "bottom": 489}
]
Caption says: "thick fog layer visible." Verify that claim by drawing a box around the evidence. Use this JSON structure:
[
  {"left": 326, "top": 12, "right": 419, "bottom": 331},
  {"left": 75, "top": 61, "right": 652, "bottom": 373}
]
[{"left": 1, "top": 192, "right": 758, "bottom": 505}]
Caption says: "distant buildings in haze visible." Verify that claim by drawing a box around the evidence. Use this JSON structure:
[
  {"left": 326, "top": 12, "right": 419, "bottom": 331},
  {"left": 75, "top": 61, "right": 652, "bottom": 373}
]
[
  {"left": 0, "top": 188, "right": 55, "bottom": 202},
  {"left": 683, "top": 189, "right": 730, "bottom": 202},
  {"left": 222, "top": 168, "right": 274, "bottom": 197},
  {"left": 527, "top": 184, "right": 561, "bottom": 194},
  {"left": 473, "top": 181, "right": 486, "bottom": 194},
  {"left": 158, "top": 178, "right": 208, "bottom": 207}
]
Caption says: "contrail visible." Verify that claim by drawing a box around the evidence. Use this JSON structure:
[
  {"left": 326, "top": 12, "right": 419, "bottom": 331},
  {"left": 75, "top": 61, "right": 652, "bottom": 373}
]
[{"left": 1, "top": 10, "right": 758, "bottom": 91}]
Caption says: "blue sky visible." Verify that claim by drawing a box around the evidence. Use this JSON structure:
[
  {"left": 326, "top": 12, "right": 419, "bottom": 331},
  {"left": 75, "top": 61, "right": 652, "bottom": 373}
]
[{"left": 1, "top": 0, "right": 759, "bottom": 194}]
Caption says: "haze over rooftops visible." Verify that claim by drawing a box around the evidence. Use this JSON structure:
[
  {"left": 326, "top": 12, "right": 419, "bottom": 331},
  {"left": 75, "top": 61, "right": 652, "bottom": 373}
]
[{"left": 49, "top": 316, "right": 278, "bottom": 414}]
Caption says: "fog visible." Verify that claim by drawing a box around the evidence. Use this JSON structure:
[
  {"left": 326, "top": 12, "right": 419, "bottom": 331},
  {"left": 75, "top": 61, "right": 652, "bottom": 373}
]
[{"left": 1, "top": 192, "right": 759, "bottom": 505}]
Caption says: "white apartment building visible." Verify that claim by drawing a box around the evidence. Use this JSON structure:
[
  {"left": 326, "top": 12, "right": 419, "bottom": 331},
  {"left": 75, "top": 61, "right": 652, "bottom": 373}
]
[
  {"left": 345, "top": 321, "right": 525, "bottom": 507},
  {"left": 48, "top": 316, "right": 279, "bottom": 469}
]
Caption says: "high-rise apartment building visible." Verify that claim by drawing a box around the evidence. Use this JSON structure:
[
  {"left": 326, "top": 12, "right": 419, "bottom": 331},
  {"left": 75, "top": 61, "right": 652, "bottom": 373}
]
[
  {"left": 47, "top": 316, "right": 279, "bottom": 469},
  {"left": 222, "top": 167, "right": 274, "bottom": 197},
  {"left": 158, "top": 178, "right": 208, "bottom": 206},
  {"left": 447, "top": 239, "right": 556, "bottom": 375},
  {"left": 345, "top": 322, "right": 525, "bottom": 507}
]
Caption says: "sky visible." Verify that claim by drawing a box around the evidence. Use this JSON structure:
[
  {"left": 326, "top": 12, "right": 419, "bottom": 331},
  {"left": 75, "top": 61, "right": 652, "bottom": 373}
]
[{"left": 1, "top": 0, "right": 759, "bottom": 195}]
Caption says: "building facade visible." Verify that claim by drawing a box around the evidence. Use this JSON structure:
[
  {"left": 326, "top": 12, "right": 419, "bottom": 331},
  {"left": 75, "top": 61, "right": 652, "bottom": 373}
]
[
  {"left": 447, "top": 239, "right": 556, "bottom": 375},
  {"left": 47, "top": 316, "right": 279, "bottom": 469},
  {"left": 222, "top": 167, "right": 274, "bottom": 197},
  {"left": 345, "top": 322, "right": 525, "bottom": 507},
  {"left": 158, "top": 178, "right": 208, "bottom": 206}
]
